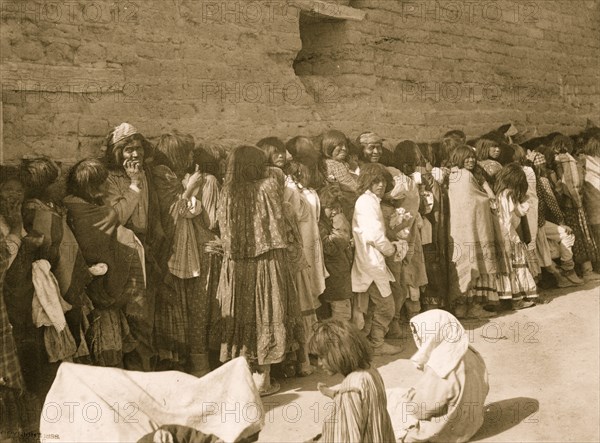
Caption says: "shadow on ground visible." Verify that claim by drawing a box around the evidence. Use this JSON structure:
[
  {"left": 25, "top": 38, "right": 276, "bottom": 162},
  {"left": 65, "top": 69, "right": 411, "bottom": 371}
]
[{"left": 471, "top": 397, "right": 540, "bottom": 441}]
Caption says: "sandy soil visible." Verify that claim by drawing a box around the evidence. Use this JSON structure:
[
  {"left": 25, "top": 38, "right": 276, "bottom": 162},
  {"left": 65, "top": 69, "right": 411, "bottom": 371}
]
[{"left": 257, "top": 281, "right": 600, "bottom": 443}]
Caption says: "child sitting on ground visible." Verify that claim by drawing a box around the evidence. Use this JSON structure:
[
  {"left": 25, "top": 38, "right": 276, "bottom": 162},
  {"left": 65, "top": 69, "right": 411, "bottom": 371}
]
[{"left": 307, "top": 319, "right": 395, "bottom": 443}]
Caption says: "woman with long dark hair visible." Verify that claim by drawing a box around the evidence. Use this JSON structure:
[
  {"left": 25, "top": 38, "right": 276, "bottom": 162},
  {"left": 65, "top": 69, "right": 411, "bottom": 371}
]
[{"left": 212, "top": 145, "right": 303, "bottom": 395}]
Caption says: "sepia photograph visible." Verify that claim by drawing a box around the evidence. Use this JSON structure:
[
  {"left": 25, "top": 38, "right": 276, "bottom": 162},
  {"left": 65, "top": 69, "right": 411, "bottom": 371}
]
[{"left": 1, "top": 0, "right": 599, "bottom": 442}]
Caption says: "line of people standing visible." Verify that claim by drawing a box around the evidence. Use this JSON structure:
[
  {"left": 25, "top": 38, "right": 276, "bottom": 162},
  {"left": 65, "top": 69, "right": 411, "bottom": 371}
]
[{"left": 2, "top": 122, "right": 600, "bottom": 437}]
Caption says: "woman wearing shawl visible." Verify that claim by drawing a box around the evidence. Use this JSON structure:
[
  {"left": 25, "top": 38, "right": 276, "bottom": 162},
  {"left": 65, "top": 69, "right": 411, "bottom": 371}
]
[
  {"left": 63, "top": 159, "right": 145, "bottom": 367},
  {"left": 550, "top": 135, "right": 600, "bottom": 281},
  {"left": 212, "top": 145, "right": 303, "bottom": 396},
  {"left": 447, "top": 146, "right": 502, "bottom": 319},
  {"left": 151, "top": 132, "right": 221, "bottom": 376},
  {"left": 103, "top": 123, "right": 167, "bottom": 371},
  {"left": 528, "top": 150, "right": 583, "bottom": 288},
  {"left": 387, "top": 309, "right": 489, "bottom": 443},
  {"left": 4, "top": 158, "right": 93, "bottom": 396}
]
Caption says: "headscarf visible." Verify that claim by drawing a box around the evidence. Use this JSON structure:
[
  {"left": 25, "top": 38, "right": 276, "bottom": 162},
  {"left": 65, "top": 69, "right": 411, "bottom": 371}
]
[
  {"left": 409, "top": 309, "right": 469, "bottom": 379},
  {"left": 527, "top": 151, "right": 546, "bottom": 166},
  {"left": 357, "top": 132, "right": 384, "bottom": 147},
  {"left": 111, "top": 122, "right": 139, "bottom": 145}
]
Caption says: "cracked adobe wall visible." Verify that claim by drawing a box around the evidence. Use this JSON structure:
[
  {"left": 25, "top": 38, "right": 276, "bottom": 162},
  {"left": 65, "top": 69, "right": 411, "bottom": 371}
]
[
  {"left": 1, "top": 0, "right": 314, "bottom": 163},
  {"left": 294, "top": 0, "right": 599, "bottom": 144},
  {"left": 1, "top": 0, "right": 599, "bottom": 164}
]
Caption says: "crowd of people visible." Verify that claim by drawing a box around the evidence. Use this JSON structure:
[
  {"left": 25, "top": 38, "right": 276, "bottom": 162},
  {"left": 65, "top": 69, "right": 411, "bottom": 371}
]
[{"left": 1, "top": 121, "right": 600, "bottom": 439}]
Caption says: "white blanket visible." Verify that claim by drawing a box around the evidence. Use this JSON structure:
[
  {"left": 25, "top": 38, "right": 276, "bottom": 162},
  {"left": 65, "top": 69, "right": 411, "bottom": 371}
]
[{"left": 40, "top": 357, "right": 264, "bottom": 443}]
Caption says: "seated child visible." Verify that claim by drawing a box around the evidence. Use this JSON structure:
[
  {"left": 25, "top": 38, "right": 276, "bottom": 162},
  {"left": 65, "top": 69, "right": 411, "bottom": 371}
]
[{"left": 307, "top": 319, "right": 396, "bottom": 443}]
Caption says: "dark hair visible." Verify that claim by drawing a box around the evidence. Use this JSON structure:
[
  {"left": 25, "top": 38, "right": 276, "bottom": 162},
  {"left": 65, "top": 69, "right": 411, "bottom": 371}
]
[
  {"left": 393, "top": 140, "right": 425, "bottom": 175},
  {"left": 321, "top": 130, "right": 347, "bottom": 158},
  {"left": 474, "top": 138, "right": 498, "bottom": 161},
  {"left": 195, "top": 142, "right": 228, "bottom": 182},
  {"left": 551, "top": 135, "right": 574, "bottom": 154},
  {"left": 510, "top": 144, "right": 527, "bottom": 165},
  {"left": 104, "top": 132, "right": 153, "bottom": 170},
  {"left": 21, "top": 157, "right": 61, "bottom": 200},
  {"left": 256, "top": 137, "right": 286, "bottom": 167},
  {"left": 257, "top": 137, "right": 285, "bottom": 152},
  {"left": 0, "top": 166, "right": 23, "bottom": 188},
  {"left": 581, "top": 137, "right": 600, "bottom": 157},
  {"left": 67, "top": 158, "right": 109, "bottom": 205},
  {"left": 347, "top": 140, "right": 363, "bottom": 159},
  {"left": 309, "top": 319, "right": 372, "bottom": 376},
  {"left": 356, "top": 162, "right": 388, "bottom": 195},
  {"left": 224, "top": 145, "right": 267, "bottom": 187},
  {"left": 442, "top": 130, "right": 466, "bottom": 151},
  {"left": 193, "top": 145, "right": 220, "bottom": 178},
  {"left": 155, "top": 132, "right": 194, "bottom": 176},
  {"left": 286, "top": 159, "right": 325, "bottom": 189},
  {"left": 417, "top": 142, "right": 436, "bottom": 167},
  {"left": 494, "top": 163, "right": 528, "bottom": 203},
  {"left": 318, "top": 184, "right": 344, "bottom": 212},
  {"left": 449, "top": 145, "right": 476, "bottom": 169},
  {"left": 286, "top": 136, "right": 325, "bottom": 189},
  {"left": 286, "top": 136, "right": 317, "bottom": 159}
]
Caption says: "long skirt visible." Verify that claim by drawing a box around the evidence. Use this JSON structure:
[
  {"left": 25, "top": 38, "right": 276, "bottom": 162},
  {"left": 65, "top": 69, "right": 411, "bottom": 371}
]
[
  {"left": 87, "top": 308, "right": 135, "bottom": 367},
  {"left": 563, "top": 207, "right": 599, "bottom": 264},
  {"left": 496, "top": 241, "right": 538, "bottom": 301},
  {"left": 211, "top": 248, "right": 304, "bottom": 366}
]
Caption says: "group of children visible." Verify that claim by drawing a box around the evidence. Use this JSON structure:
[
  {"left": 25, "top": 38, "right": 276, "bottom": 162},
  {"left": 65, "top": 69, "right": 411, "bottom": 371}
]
[{"left": 1, "top": 121, "right": 600, "bottom": 440}]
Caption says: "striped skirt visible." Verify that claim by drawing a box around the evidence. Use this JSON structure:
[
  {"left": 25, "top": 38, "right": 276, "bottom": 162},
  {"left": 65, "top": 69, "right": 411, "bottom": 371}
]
[{"left": 496, "top": 240, "right": 538, "bottom": 301}]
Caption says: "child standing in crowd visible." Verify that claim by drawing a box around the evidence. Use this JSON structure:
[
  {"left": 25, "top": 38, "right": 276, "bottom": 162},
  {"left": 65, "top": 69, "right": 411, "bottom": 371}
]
[
  {"left": 447, "top": 146, "right": 499, "bottom": 319},
  {"left": 320, "top": 129, "right": 358, "bottom": 192},
  {"left": 352, "top": 163, "right": 405, "bottom": 355},
  {"left": 494, "top": 163, "right": 538, "bottom": 309},
  {"left": 318, "top": 185, "right": 354, "bottom": 323},
  {"left": 389, "top": 141, "right": 429, "bottom": 323},
  {"left": 307, "top": 319, "right": 395, "bottom": 443}
]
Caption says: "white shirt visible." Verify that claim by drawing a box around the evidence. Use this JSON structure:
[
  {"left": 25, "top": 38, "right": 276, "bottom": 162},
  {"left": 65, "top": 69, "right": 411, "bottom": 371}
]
[{"left": 351, "top": 190, "right": 396, "bottom": 296}]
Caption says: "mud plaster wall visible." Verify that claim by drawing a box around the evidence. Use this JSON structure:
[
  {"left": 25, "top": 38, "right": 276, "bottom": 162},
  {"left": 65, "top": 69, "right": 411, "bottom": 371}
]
[{"left": 1, "top": 0, "right": 599, "bottom": 164}]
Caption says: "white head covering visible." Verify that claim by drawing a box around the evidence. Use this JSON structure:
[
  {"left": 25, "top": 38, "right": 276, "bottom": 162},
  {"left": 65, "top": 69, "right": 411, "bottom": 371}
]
[
  {"left": 409, "top": 309, "right": 469, "bottom": 379},
  {"left": 111, "top": 122, "right": 139, "bottom": 145}
]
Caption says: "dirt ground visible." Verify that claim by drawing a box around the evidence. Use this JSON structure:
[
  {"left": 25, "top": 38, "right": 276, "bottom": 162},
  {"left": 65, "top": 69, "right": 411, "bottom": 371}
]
[{"left": 257, "top": 281, "right": 600, "bottom": 443}]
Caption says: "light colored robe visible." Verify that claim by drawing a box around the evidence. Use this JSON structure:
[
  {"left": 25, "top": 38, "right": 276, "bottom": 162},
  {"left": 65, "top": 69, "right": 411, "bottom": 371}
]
[{"left": 388, "top": 310, "right": 489, "bottom": 443}]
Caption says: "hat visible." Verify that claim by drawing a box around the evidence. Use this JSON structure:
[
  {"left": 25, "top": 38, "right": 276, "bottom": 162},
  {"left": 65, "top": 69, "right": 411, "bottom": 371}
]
[
  {"left": 111, "top": 122, "right": 139, "bottom": 145},
  {"left": 357, "top": 132, "right": 384, "bottom": 146}
]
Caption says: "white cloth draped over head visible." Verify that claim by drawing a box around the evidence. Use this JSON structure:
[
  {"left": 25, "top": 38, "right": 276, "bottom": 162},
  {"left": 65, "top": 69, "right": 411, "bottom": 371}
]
[
  {"left": 111, "top": 122, "right": 139, "bottom": 145},
  {"left": 409, "top": 309, "right": 469, "bottom": 379}
]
